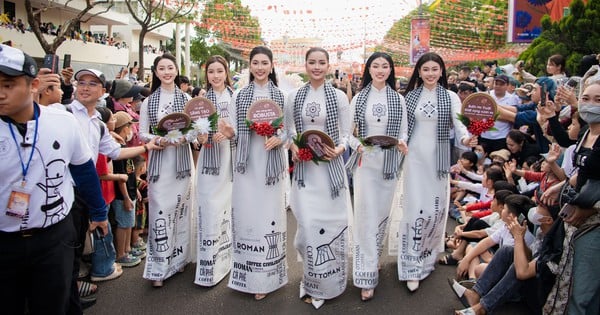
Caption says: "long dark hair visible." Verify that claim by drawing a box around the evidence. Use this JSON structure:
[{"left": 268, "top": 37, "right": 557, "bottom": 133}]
[
  {"left": 205, "top": 55, "right": 232, "bottom": 90},
  {"left": 360, "top": 52, "right": 396, "bottom": 90},
  {"left": 150, "top": 53, "right": 181, "bottom": 93},
  {"left": 406, "top": 52, "right": 448, "bottom": 93},
  {"left": 249, "top": 46, "right": 278, "bottom": 86}
]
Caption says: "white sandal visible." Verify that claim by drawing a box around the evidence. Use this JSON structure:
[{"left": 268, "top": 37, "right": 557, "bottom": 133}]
[
  {"left": 311, "top": 298, "right": 324, "bottom": 309},
  {"left": 455, "top": 307, "right": 476, "bottom": 315}
]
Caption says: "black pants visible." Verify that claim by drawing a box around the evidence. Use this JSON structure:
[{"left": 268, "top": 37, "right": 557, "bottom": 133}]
[
  {"left": 462, "top": 217, "right": 490, "bottom": 243},
  {"left": 0, "top": 213, "right": 76, "bottom": 315},
  {"left": 479, "top": 137, "right": 507, "bottom": 154},
  {"left": 67, "top": 195, "right": 90, "bottom": 315}
]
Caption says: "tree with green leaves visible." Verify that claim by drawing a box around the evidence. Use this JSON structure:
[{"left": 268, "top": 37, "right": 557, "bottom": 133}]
[
  {"left": 519, "top": 0, "right": 600, "bottom": 76},
  {"left": 199, "top": 0, "right": 262, "bottom": 58},
  {"left": 123, "top": 0, "right": 198, "bottom": 79},
  {"left": 24, "top": 0, "right": 114, "bottom": 54}
]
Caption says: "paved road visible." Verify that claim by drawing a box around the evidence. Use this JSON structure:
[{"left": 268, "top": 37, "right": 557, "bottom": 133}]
[{"left": 87, "top": 211, "right": 529, "bottom": 315}]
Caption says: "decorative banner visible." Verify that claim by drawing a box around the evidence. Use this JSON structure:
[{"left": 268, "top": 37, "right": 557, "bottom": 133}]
[
  {"left": 410, "top": 17, "right": 430, "bottom": 65},
  {"left": 507, "top": 0, "right": 571, "bottom": 43}
]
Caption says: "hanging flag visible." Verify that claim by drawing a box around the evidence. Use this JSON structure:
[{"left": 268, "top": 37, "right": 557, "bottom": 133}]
[{"left": 410, "top": 18, "right": 430, "bottom": 65}]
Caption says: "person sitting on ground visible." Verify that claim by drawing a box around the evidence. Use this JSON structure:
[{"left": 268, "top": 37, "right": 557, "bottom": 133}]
[
  {"left": 450, "top": 196, "right": 559, "bottom": 315},
  {"left": 456, "top": 194, "right": 536, "bottom": 281},
  {"left": 440, "top": 189, "right": 514, "bottom": 266},
  {"left": 457, "top": 180, "right": 518, "bottom": 222}
]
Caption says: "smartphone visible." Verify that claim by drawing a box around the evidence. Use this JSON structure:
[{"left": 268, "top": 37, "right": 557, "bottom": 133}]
[
  {"left": 334, "top": 69, "right": 339, "bottom": 79},
  {"left": 63, "top": 54, "right": 71, "bottom": 69},
  {"left": 43, "top": 54, "right": 60, "bottom": 74},
  {"left": 559, "top": 204, "right": 575, "bottom": 219},
  {"left": 565, "top": 78, "right": 578, "bottom": 89},
  {"left": 539, "top": 83, "right": 547, "bottom": 107},
  {"left": 517, "top": 213, "right": 526, "bottom": 225}
]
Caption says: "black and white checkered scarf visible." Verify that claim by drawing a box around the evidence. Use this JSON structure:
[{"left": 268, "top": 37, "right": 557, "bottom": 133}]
[
  {"left": 405, "top": 84, "right": 452, "bottom": 179},
  {"left": 203, "top": 86, "right": 234, "bottom": 176},
  {"left": 146, "top": 87, "right": 192, "bottom": 182},
  {"left": 293, "top": 82, "right": 346, "bottom": 198},
  {"left": 347, "top": 83, "right": 404, "bottom": 179},
  {"left": 234, "top": 81, "right": 286, "bottom": 185}
]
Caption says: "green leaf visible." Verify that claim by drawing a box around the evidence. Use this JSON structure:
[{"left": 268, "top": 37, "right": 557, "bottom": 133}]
[
  {"left": 456, "top": 113, "right": 471, "bottom": 127},
  {"left": 271, "top": 116, "right": 284, "bottom": 128},
  {"left": 209, "top": 112, "right": 219, "bottom": 131},
  {"left": 245, "top": 119, "right": 253, "bottom": 129}
]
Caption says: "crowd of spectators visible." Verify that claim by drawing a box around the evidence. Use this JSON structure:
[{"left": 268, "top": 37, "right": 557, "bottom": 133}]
[
  {"left": 0, "top": 16, "right": 128, "bottom": 48},
  {"left": 439, "top": 54, "right": 600, "bottom": 315}
]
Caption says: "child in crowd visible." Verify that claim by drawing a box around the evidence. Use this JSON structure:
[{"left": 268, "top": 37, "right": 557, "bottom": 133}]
[
  {"left": 112, "top": 112, "right": 144, "bottom": 267},
  {"left": 132, "top": 155, "right": 147, "bottom": 251},
  {"left": 505, "top": 143, "right": 565, "bottom": 217},
  {"left": 451, "top": 151, "right": 480, "bottom": 203},
  {"left": 450, "top": 166, "right": 505, "bottom": 223}
]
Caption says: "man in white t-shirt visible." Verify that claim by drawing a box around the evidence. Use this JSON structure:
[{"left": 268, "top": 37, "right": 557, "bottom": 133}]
[
  {"left": 481, "top": 75, "right": 521, "bottom": 152},
  {"left": 67, "top": 68, "right": 162, "bottom": 310},
  {"left": 0, "top": 44, "right": 108, "bottom": 314}
]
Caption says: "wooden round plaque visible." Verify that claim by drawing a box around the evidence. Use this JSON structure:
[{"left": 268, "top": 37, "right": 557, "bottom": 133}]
[
  {"left": 157, "top": 113, "right": 191, "bottom": 131},
  {"left": 301, "top": 130, "right": 335, "bottom": 158},
  {"left": 246, "top": 99, "right": 283, "bottom": 123},
  {"left": 461, "top": 92, "right": 498, "bottom": 121},
  {"left": 184, "top": 97, "right": 216, "bottom": 121}
]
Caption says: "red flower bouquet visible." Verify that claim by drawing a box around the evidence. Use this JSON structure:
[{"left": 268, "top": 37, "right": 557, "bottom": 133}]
[
  {"left": 246, "top": 117, "right": 283, "bottom": 137},
  {"left": 456, "top": 113, "right": 498, "bottom": 137}
]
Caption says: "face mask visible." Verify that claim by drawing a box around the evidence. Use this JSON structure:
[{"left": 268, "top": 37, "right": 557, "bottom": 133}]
[
  {"left": 578, "top": 103, "right": 600, "bottom": 124},
  {"left": 475, "top": 151, "right": 484, "bottom": 160},
  {"left": 126, "top": 131, "right": 133, "bottom": 142},
  {"left": 528, "top": 207, "right": 547, "bottom": 225}
]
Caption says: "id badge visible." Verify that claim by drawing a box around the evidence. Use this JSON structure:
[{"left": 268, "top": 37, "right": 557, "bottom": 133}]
[{"left": 6, "top": 182, "right": 31, "bottom": 218}]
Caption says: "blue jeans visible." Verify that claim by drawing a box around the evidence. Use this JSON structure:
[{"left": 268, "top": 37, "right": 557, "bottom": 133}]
[
  {"left": 90, "top": 223, "right": 117, "bottom": 277},
  {"left": 473, "top": 246, "right": 521, "bottom": 313},
  {"left": 568, "top": 227, "right": 600, "bottom": 315}
]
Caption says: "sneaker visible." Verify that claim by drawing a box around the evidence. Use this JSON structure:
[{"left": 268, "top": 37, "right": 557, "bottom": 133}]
[
  {"left": 91, "top": 267, "right": 123, "bottom": 282},
  {"left": 130, "top": 248, "right": 146, "bottom": 259},
  {"left": 116, "top": 254, "right": 141, "bottom": 268},
  {"left": 132, "top": 239, "right": 146, "bottom": 251}
]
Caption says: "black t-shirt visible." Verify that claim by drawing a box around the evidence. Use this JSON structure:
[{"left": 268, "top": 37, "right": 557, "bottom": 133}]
[
  {"left": 113, "top": 151, "right": 136, "bottom": 200},
  {"left": 574, "top": 144, "right": 600, "bottom": 191}
]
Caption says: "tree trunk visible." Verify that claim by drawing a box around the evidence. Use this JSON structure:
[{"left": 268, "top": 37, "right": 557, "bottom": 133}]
[{"left": 138, "top": 28, "right": 147, "bottom": 81}]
